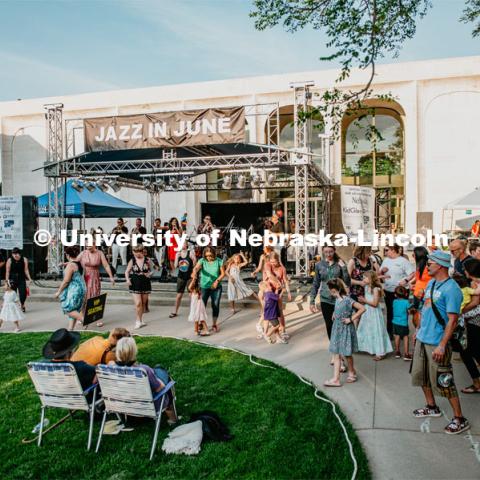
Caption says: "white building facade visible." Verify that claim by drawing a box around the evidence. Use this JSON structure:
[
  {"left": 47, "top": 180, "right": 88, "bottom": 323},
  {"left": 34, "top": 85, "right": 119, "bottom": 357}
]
[{"left": 1, "top": 55, "right": 480, "bottom": 235}]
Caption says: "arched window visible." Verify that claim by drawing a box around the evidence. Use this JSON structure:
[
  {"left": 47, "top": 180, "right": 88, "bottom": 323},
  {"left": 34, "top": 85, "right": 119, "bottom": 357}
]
[
  {"left": 278, "top": 107, "right": 325, "bottom": 153},
  {"left": 342, "top": 105, "right": 405, "bottom": 231}
]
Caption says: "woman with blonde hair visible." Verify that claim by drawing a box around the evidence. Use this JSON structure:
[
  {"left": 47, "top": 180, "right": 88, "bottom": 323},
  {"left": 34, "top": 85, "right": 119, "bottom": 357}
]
[
  {"left": 264, "top": 251, "right": 292, "bottom": 338},
  {"left": 114, "top": 337, "right": 177, "bottom": 424},
  {"left": 226, "top": 252, "right": 258, "bottom": 313},
  {"left": 125, "top": 245, "right": 152, "bottom": 330}
]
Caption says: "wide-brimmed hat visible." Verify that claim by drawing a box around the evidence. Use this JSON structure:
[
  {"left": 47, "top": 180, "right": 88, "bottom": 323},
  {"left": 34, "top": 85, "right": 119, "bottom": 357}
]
[
  {"left": 428, "top": 250, "right": 452, "bottom": 269},
  {"left": 42, "top": 328, "right": 80, "bottom": 359}
]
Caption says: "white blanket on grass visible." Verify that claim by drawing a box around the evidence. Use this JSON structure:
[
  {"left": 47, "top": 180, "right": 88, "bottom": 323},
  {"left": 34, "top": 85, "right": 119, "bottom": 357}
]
[{"left": 161, "top": 420, "right": 203, "bottom": 455}]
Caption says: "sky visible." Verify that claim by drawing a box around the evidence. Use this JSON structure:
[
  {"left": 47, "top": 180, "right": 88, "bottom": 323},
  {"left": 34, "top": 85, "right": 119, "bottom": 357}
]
[{"left": 0, "top": 0, "right": 478, "bottom": 101}]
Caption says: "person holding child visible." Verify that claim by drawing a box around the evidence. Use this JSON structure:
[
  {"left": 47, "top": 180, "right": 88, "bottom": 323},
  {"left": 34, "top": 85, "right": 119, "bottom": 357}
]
[
  {"left": 258, "top": 281, "right": 287, "bottom": 344},
  {"left": 324, "top": 278, "right": 365, "bottom": 387},
  {"left": 357, "top": 271, "right": 393, "bottom": 360},
  {"left": 392, "top": 286, "right": 412, "bottom": 360},
  {"left": 0, "top": 280, "right": 25, "bottom": 332},
  {"left": 71, "top": 328, "right": 131, "bottom": 365},
  {"left": 264, "top": 251, "right": 292, "bottom": 338}
]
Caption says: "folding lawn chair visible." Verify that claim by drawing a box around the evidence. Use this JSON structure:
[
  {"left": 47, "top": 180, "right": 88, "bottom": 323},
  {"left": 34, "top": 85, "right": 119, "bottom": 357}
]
[
  {"left": 27, "top": 362, "right": 99, "bottom": 450},
  {"left": 95, "top": 365, "right": 176, "bottom": 460}
]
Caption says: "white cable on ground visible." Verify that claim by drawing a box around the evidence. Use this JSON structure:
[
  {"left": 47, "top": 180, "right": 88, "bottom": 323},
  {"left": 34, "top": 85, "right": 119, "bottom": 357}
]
[
  {"left": 139, "top": 333, "right": 357, "bottom": 479},
  {"left": 296, "top": 374, "right": 358, "bottom": 480}
]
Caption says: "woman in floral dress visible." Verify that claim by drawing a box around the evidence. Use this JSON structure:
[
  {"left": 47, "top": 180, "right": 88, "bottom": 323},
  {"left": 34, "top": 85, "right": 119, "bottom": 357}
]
[{"left": 55, "top": 246, "right": 86, "bottom": 331}]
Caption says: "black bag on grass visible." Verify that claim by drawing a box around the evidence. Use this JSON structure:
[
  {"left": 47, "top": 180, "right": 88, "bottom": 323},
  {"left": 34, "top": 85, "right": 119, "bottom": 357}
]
[{"left": 189, "top": 411, "right": 233, "bottom": 442}]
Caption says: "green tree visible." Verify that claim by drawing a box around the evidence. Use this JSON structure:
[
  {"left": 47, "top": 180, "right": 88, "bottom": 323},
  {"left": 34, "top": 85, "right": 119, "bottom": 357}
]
[
  {"left": 251, "top": 0, "right": 479, "bottom": 138},
  {"left": 461, "top": 0, "right": 480, "bottom": 37}
]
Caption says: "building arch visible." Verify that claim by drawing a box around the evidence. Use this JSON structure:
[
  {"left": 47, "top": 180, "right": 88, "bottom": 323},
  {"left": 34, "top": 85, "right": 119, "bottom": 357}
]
[{"left": 341, "top": 99, "right": 406, "bottom": 232}]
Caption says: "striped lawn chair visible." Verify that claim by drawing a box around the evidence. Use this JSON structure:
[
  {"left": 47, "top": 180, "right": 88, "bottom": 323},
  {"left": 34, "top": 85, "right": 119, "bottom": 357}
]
[
  {"left": 27, "top": 362, "right": 99, "bottom": 450},
  {"left": 95, "top": 365, "right": 176, "bottom": 460}
]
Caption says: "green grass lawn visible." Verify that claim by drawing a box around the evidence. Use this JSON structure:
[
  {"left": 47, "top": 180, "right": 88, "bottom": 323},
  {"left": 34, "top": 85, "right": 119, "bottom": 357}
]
[{"left": 0, "top": 332, "right": 370, "bottom": 480}]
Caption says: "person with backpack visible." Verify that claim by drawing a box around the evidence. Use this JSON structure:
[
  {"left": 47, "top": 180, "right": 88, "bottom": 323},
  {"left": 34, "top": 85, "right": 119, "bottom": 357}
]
[{"left": 410, "top": 250, "right": 470, "bottom": 435}]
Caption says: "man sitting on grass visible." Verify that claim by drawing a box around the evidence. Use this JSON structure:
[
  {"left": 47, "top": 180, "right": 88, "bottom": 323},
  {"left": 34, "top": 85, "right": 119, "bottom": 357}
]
[{"left": 71, "top": 328, "right": 130, "bottom": 366}]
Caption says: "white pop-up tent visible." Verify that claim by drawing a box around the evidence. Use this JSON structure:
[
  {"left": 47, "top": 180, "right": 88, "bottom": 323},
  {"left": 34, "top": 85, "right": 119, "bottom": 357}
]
[{"left": 442, "top": 187, "right": 480, "bottom": 232}]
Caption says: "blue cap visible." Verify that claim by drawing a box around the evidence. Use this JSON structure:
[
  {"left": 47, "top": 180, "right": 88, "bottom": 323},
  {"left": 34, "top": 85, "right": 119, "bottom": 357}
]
[{"left": 428, "top": 250, "right": 451, "bottom": 268}]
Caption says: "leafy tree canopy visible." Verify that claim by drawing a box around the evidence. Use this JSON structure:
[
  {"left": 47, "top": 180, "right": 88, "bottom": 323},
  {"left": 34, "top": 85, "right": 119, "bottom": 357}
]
[{"left": 251, "top": 0, "right": 478, "bottom": 138}]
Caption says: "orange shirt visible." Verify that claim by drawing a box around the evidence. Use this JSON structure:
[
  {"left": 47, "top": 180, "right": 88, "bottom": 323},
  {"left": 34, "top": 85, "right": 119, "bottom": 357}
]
[
  {"left": 472, "top": 223, "right": 480, "bottom": 237},
  {"left": 71, "top": 336, "right": 115, "bottom": 366},
  {"left": 413, "top": 268, "right": 432, "bottom": 298}
]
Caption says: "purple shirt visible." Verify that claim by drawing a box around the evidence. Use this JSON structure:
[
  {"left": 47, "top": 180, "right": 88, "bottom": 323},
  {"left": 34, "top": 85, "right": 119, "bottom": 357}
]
[{"left": 263, "top": 291, "right": 280, "bottom": 320}]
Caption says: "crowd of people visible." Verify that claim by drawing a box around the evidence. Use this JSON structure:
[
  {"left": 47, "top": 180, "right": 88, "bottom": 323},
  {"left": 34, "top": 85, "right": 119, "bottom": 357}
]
[
  {"left": 1, "top": 213, "right": 480, "bottom": 436},
  {"left": 308, "top": 239, "right": 480, "bottom": 435}
]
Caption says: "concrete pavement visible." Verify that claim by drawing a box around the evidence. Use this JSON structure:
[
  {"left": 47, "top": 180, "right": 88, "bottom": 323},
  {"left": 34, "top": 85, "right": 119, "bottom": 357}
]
[{"left": 2, "top": 294, "right": 480, "bottom": 480}]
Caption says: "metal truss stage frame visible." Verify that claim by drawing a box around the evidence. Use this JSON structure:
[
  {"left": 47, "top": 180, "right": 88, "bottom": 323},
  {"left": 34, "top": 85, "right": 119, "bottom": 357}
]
[{"left": 42, "top": 84, "right": 333, "bottom": 277}]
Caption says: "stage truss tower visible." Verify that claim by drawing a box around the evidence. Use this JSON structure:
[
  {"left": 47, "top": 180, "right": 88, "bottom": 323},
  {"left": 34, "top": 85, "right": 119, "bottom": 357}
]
[
  {"left": 44, "top": 103, "right": 65, "bottom": 275},
  {"left": 292, "top": 82, "right": 314, "bottom": 276}
]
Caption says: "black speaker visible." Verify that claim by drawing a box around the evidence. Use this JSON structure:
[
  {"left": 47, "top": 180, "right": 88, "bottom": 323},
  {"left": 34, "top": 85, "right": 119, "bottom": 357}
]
[{"left": 22, "top": 196, "right": 39, "bottom": 242}]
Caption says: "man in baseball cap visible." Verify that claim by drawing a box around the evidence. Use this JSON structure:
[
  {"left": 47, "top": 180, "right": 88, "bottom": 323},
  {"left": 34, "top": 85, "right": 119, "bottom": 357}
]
[{"left": 410, "top": 249, "right": 470, "bottom": 434}]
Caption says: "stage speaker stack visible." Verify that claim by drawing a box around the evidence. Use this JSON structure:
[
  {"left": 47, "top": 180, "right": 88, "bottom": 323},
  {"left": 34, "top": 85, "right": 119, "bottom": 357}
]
[{"left": 21, "top": 196, "right": 47, "bottom": 278}]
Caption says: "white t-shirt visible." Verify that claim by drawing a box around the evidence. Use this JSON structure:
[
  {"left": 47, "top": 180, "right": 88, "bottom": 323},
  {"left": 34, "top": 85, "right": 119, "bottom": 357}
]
[{"left": 380, "top": 256, "right": 415, "bottom": 292}]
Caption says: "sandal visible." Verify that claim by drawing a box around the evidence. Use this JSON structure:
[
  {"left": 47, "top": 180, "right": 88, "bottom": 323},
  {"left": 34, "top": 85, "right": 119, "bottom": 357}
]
[
  {"left": 340, "top": 365, "right": 347, "bottom": 373},
  {"left": 373, "top": 355, "right": 385, "bottom": 361},
  {"left": 96, "top": 321, "right": 104, "bottom": 328},
  {"left": 324, "top": 380, "right": 342, "bottom": 387},
  {"left": 444, "top": 416, "right": 470, "bottom": 435},
  {"left": 169, "top": 313, "right": 177, "bottom": 318},
  {"left": 199, "top": 331, "right": 210, "bottom": 336},
  {"left": 461, "top": 385, "right": 480, "bottom": 394},
  {"left": 211, "top": 325, "right": 219, "bottom": 333},
  {"left": 346, "top": 375, "right": 357, "bottom": 383}
]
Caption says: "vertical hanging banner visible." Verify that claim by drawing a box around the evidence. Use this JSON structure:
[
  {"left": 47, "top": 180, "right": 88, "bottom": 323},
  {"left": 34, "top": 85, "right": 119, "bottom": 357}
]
[
  {"left": 0, "top": 196, "right": 24, "bottom": 249},
  {"left": 84, "top": 106, "right": 245, "bottom": 152},
  {"left": 340, "top": 186, "right": 375, "bottom": 241}
]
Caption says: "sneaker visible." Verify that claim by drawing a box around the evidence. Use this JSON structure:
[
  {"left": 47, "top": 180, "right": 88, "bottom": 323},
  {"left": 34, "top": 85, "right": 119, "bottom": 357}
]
[
  {"left": 134, "top": 321, "right": 142, "bottom": 330},
  {"left": 280, "top": 331, "right": 290, "bottom": 340},
  {"left": 413, "top": 405, "right": 442, "bottom": 418},
  {"left": 444, "top": 417, "right": 470, "bottom": 435},
  {"left": 403, "top": 353, "right": 413, "bottom": 361},
  {"left": 276, "top": 334, "right": 288, "bottom": 344},
  {"left": 395, "top": 351, "right": 401, "bottom": 359},
  {"left": 264, "top": 334, "right": 274, "bottom": 344}
]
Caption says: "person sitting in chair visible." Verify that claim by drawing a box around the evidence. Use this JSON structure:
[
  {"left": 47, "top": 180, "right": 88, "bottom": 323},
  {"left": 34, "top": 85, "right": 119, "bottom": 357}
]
[
  {"left": 111, "top": 337, "right": 178, "bottom": 424},
  {"left": 42, "top": 328, "right": 96, "bottom": 392},
  {"left": 71, "top": 328, "right": 131, "bottom": 366}
]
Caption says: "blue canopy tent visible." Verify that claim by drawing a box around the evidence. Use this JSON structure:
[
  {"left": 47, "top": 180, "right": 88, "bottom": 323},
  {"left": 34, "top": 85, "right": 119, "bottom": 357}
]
[{"left": 37, "top": 180, "right": 145, "bottom": 218}]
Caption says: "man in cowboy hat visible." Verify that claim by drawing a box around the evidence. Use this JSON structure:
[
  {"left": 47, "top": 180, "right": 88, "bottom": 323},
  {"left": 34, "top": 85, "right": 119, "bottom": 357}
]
[
  {"left": 43, "top": 329, "right": 96, "bottom": 391},
  {"left": 410, "top": 250, "right": 470, "bottom": 434}
]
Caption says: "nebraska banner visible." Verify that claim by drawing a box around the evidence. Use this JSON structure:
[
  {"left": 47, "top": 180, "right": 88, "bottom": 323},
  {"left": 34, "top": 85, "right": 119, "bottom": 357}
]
[
  {"left": 84, "top": 106, "right": 245, "bottom": 151},
  {"left": 340, "top": 186, "right": 376, "bottom": 241}
]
